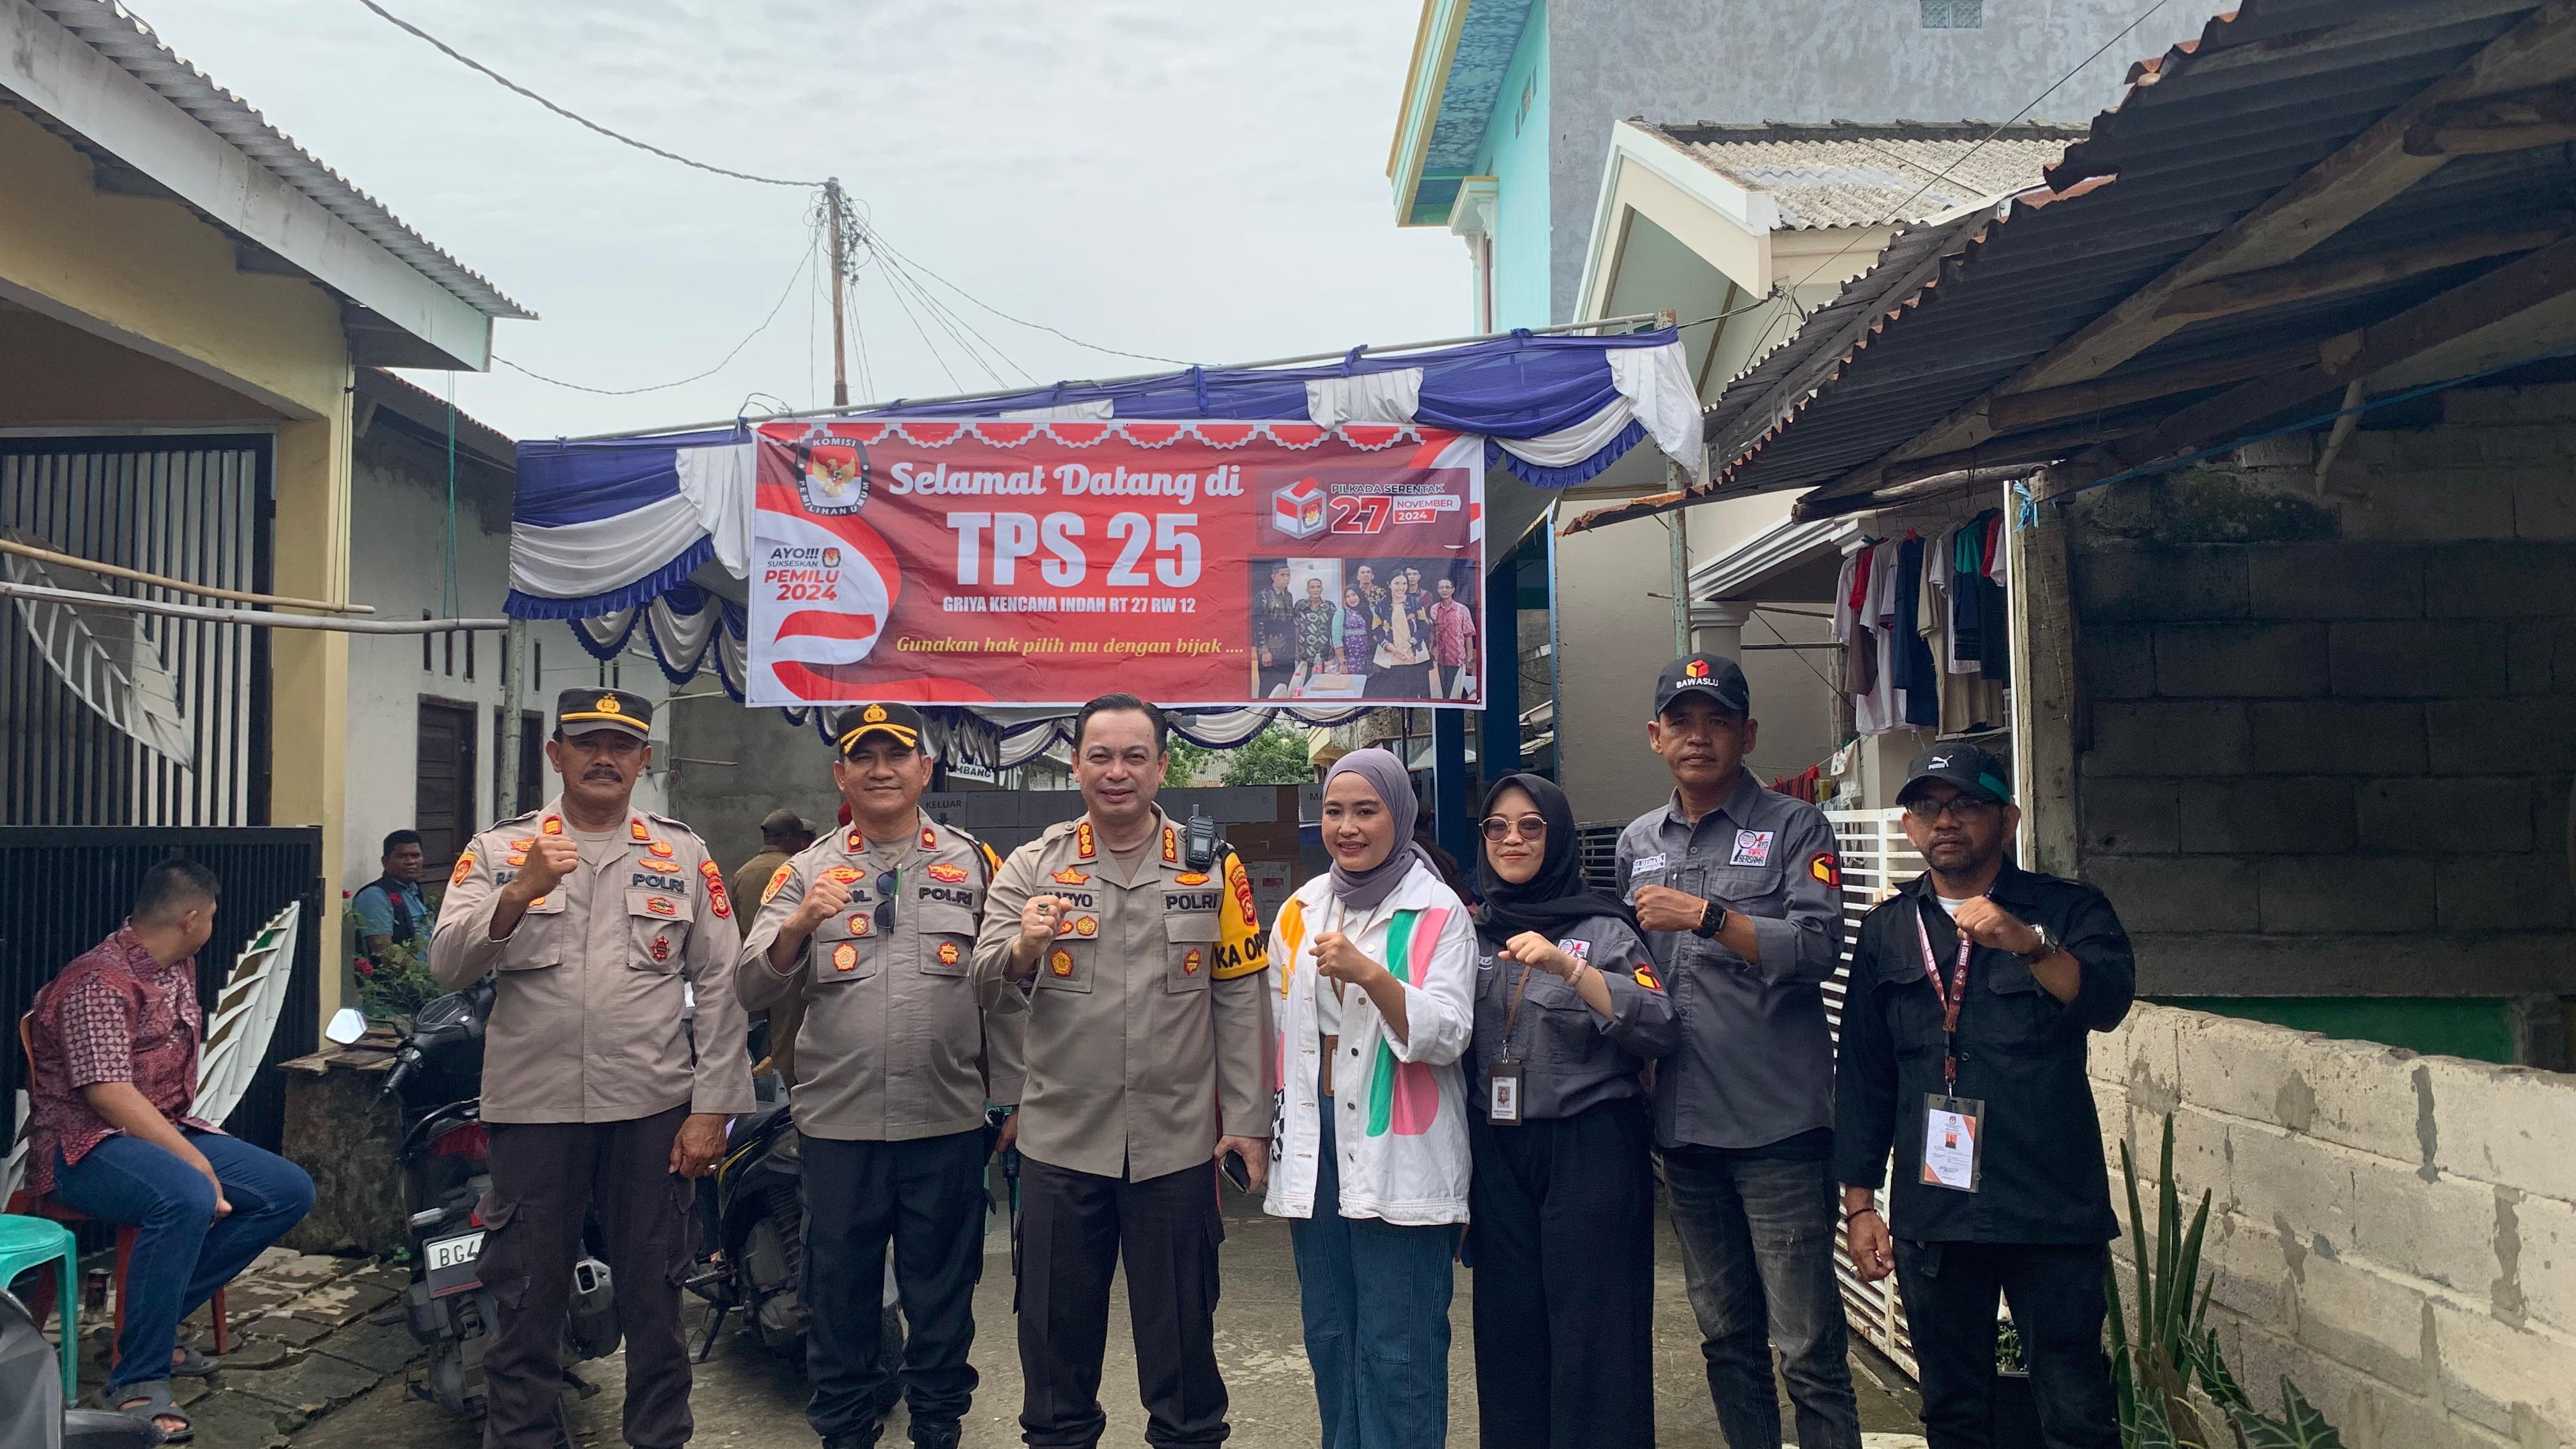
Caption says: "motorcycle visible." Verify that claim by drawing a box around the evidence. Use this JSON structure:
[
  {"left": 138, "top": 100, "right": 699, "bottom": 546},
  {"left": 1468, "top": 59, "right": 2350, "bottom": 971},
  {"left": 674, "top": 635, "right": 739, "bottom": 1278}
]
[
  {"left": 685, "top": 1026, "right": 905, "bottom": 1382},
  {"left": 332, "top": 988, "right": 620, "bottom": 1426}
]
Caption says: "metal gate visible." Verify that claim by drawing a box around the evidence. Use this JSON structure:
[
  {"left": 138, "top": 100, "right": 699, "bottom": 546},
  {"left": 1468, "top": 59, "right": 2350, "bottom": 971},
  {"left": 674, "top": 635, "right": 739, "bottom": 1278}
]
[
  {"left": 0, "top": 434, "right": 274, "bottom": 827},
  {"left": 1825, "top": 808, "right": 1929, "bottom": 1379},
  {"left": 0, "top": 828, "right": 320, "bottom": 1159}
]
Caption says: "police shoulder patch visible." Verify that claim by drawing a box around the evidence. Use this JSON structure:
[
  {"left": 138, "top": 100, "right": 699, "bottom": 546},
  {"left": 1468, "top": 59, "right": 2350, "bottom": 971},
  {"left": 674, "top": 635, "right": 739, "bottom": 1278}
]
[
  {"left": 762, "top": 861, "right": 797, "bottom": 904},
  {"left": 450, "top": 850, "right": 477, "bottom": 887}
]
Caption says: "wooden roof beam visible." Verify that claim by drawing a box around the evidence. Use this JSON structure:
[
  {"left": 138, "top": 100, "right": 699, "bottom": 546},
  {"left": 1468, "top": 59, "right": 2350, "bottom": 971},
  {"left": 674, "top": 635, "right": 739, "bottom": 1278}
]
[
  {"left": 1842, "top": 0, "right": 2576, "bottom": 479},
  {"left": 2154, "top": 222, "right": 2568, "bottom": 323},
  {"left": 1986, "top": 342, "right": 2317, "bottom": 432},
  {"left": 2404, "top": 79, "right": 2576, "bottom": 153}
]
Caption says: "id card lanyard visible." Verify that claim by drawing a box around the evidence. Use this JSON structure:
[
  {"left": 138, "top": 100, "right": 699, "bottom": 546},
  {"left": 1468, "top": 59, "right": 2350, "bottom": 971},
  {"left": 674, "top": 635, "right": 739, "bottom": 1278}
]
[
  {"left": 1486, "top": 954, "right": 1539, "bottom": 1126},
  {"left": 1912, "top": 901, "right": 1986, "bottom": 1193}
]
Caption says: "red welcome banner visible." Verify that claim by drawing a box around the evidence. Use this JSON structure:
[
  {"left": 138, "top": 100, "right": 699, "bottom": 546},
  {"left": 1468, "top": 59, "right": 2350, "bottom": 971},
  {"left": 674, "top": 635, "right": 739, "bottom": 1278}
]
[{"left": 746, "top": 420, "right": 1487, "bottom": 709}]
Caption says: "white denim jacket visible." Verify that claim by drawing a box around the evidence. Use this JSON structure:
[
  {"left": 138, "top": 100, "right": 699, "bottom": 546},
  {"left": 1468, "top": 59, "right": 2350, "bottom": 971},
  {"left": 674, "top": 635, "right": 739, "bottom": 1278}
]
[{"left": 1261, "top": 859, "right": 1475, "bottom": 1227}]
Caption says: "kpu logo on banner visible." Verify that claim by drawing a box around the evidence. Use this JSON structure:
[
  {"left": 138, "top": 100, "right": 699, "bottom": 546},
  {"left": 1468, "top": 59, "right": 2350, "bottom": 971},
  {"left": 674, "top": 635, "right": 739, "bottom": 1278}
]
[{"left": 793, "top": 424, "right": 871, "bottom": 516}]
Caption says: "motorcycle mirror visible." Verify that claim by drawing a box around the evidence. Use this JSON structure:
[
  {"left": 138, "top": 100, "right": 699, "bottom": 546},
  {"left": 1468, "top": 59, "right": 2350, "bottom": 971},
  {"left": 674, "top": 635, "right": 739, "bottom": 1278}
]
[{"left": 325, "top": 1007, "right": 369, "bottom": 1046}]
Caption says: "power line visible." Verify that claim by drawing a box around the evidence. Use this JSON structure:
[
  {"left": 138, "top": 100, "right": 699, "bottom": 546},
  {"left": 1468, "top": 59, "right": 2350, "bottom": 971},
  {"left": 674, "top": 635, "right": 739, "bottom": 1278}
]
[
  {"left": 850, "top": 219, "right": 1197, "bottom": 367},
  {"left": 494, "top": 243, "right": 814, "bottom": 395},
  {"left": 355, "top": 0, "right": 818, "bottom": 188},
  {"left": 1786, "top": 0, "right": 2174, "bottom": 296}
]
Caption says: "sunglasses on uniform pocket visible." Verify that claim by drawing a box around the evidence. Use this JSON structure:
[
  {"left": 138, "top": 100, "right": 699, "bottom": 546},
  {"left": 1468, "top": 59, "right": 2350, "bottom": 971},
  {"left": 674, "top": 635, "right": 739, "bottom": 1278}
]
[{"left": 875, "top": 869, "right": 898, "bottom": 934}]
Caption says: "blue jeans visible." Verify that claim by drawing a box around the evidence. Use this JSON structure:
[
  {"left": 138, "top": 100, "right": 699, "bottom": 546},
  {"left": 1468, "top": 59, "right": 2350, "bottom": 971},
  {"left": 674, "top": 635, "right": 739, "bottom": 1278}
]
[
  {"left": 1286, "top": 1104, "right": 1454, "bottom": 1449},
  {"left": 50, "top": 1130, "right": 315, "bottom": 1392},
  {"left": 1663, "top": 1146, "right": 1861, "bottom": 1449}
]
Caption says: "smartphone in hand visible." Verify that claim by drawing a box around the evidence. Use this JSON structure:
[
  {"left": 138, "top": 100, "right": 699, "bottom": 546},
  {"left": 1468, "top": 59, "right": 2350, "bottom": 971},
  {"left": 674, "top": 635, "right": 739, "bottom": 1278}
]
[{"left": 1218, "top": 1150, "right": 1252, "bottom": 1194}]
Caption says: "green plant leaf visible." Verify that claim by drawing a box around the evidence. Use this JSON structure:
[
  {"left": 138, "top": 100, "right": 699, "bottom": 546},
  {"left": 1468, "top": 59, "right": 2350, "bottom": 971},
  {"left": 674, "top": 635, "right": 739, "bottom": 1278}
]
[
  {"left": 2132, "top": 1389, "right": 2181, "bottom": 1449},
  {"left": 2194, "top": 1328, "right": 2251, "bottom": 1413},
  {"left": 2228, "top": 1379, "right": 2347, "bottom": 1449}
]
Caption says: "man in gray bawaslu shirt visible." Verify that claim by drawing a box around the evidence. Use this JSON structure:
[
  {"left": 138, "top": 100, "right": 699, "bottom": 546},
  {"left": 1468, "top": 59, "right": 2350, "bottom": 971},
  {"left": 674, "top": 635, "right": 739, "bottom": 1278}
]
[{"left": 1617, "top": 653, "right": 1861, "bottom": 1449}]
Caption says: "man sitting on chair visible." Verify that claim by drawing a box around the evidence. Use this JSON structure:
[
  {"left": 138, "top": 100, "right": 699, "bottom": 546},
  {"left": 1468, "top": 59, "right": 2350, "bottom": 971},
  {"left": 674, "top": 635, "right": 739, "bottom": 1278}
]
[{"left": 22, "top": 859, "right": 314, "bottom": 1439}]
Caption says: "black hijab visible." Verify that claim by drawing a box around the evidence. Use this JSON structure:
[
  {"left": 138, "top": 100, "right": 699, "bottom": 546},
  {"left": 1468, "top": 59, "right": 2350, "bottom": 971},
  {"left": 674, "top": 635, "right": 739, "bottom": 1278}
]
[{"left": 1473, "top": 772, "right": 1640, "bottom": 942}]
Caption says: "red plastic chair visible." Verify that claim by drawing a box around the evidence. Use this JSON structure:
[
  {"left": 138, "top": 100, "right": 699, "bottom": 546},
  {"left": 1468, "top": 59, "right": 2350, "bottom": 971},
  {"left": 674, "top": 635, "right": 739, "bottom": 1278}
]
[{"left": 10, "top": 1013, "right": 229, "bottom": 1370}]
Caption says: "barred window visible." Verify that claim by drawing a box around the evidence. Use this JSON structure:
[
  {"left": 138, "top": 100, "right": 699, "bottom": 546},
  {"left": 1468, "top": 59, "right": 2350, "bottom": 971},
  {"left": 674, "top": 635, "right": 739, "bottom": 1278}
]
[{"left": 1922, "top": 0, "right": 1982, "bottom": 28}]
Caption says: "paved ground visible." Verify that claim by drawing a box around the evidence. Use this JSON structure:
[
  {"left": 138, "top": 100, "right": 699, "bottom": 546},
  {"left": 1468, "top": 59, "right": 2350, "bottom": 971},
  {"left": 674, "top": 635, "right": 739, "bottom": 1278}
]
[{"left": 255, "top": 1188, "right": 1926, "bottom": 1449}]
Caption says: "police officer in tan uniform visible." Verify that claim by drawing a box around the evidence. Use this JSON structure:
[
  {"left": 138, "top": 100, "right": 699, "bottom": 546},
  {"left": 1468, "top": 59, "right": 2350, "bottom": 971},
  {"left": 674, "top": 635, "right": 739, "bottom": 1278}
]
[
  {"left": 430, "top": 688, "right": 753, "bottom": 1449},
  {"left": 972, "top": 693, "right": 1270, "bottom": 1449},
  {"left": 737, "top": 702, "right": 1015, "bottom": 1449}
]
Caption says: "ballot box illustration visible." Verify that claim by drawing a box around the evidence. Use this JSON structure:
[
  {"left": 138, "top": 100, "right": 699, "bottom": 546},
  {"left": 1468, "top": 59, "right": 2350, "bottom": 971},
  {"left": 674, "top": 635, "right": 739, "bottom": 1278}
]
[{"left": 1272, "top": 477, "right": 1328, "bottom": 539}]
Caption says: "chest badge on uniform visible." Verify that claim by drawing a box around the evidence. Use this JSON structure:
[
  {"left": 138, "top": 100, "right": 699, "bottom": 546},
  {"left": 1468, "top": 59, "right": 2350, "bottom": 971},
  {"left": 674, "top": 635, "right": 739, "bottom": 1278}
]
[
  {"left": 1173, "top": 871, "right": 1209, "bottom": 886},
  {"left": 1557, "top": 937, "right": 1591, "bottom": 961},
  {"left": 763, "top": 862, "right": 796, "bottom": 904},
  {"left": 647, "top": 840, "right": 674, "bottom": 859},
  {"left": 832, "top": 943, "right": 859, "bottom": 973},
  {"left": 1075, "top": 915, "right": 1099, "bottom": 937},
  {"left": 700, "top": 859, "right": 732, "bottom": 917},
  {"left": 651, "top": 935, "right": 672, "bottom": 962},
  {"left": 505, "top": 852, "right": 528, "bottom": 868},
  {"left": 1075, "top": 821, "right": 1096, "bottom": 859},
  {"left": 1729, "top": 829, "right": 1775, "bottom": 867},
  {"left": 451, "top": 851, "right": 477, "bottom": 886},
  {"left": 848, "top": 913, "right": 875, "bottom": 938},
  {"left": 921, "top": 825, "right": 939, "bottom": 850},
  {"left": 1049, "top": 948, "right": 1075, "bottom": 977},
  {"left": 646, "top": 896, "right": 678, "bottom": 918},
  {"left": 640, "top": 858, "right": 680, "bottom": 874},
  {"left": 937, "top": 941, "right": 962, "bottom": 966},
  {"left": 1183, "top": 947, "right": 1202, "bottom": 976},
  {"left": 925, "top": 862, "right": 969, "bottom": 884},
  {"left": 542, "top": 816, "right": 564, "bottom": 836},
  {"left": 630, "top": 819, "right": 652, "bottom": 842},
  {"left": 822, "top": 865, "right": 864, "bottom": 886},
  {"left": 509, "top": 838, "right": 535, "bottom": 851},
  {"left": 1052, "top": 867, "right": 1091, "bottom": 885},
  {"left": 1162, "top": 827, "right": 1179, "bottom": 864}
]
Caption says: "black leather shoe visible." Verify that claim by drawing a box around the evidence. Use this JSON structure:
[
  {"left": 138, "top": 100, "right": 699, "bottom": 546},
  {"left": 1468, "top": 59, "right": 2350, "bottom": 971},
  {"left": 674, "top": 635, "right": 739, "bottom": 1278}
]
[{"left": 910, "top": 1425, "right": 962, "bottom": 1449}]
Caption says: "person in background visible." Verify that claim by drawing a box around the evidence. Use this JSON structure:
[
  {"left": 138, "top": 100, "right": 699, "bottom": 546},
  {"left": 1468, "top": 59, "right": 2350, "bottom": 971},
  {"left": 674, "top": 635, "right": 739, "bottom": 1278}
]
[
  {"left": 1618, "top": 654, "right": 1858, "bottom": 1449},
  {"left": 1466, "top": 773, "right": 1675, "bottom": 1449},
  {"left": 972, "top": 694, "right": 1271, "bottom": 1449},
  {"left": 1366, "top": 574, "right": 1437, "bottom": 699},
  {"left": 431, "top": 688, "right": 753, "bottom": 1449},
  {"left": 734, "top": 808, "right": 816, "bottom": 1082},
  {"left": 1353, "top": 564, "right": 1387, "bottom": 619},
  {"left": 1264, "top": 748, "right": 1474, "bottom": 1449},
  {"left": 1255, "top": 564, "right": 1299, "bottom": 698},
  {"left": 738, "top": 703, "right": 1013, "bottom": 1449},
  {"left": 1429, "top": 577, "right": 1478, "bottom": 699},
  {"left": 351, "top": 829, "right": 429, "bottom": 960},
  {"left": 25, "top": 860, "right": 316, "bottom": 1441},
  {"left": 1836, "top": 745, "right": 2135, "bottom": 1449},
  {"left": 1337, "top": 588, "right": 1375, "bottom": 682},
  {"left": 1294, "top": 575, "right": 1340, "bottom": 678}
]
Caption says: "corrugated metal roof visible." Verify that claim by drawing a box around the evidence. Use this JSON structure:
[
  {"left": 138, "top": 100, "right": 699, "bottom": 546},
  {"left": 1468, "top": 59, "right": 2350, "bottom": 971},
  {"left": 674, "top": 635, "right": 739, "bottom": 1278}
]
[
  {"left": 1636, "top": 121, "right": 2089, "bottom": 231},
  {"left": 20, "top": 0, "right": 532, "bottom": 321},
  {"left": 1570, "top": 0, "right": 2571, "bottom": 531}
]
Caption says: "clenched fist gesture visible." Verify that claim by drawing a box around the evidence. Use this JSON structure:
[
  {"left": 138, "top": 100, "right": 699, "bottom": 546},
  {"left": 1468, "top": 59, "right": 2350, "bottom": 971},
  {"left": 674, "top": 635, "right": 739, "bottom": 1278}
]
[
  {"left": 1951, "top": 896, "right": 2043, "bottom": 956},
  {"left": 509, "top": 836, "right": 579, "bottom": 902},
  {"left": 1312, "top": 930, "right": 1387, "bottom": 990},
  {"left": 1016, "top": 894, "right": 1074, "bottom": 958},
  {"left": 792, "top": 873, "right": 854, "bottom": 932}
]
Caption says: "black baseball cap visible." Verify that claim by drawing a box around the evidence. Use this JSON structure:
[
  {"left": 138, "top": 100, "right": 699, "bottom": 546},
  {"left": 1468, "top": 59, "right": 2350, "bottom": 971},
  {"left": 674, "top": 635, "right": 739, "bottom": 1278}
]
[
  {"left": 831, "top": 702, "right": 928, "bottom": 755},
  {"left": 1897, "top": 744, "right": 2014, "bottom": 805},
  {"left": 1653, "top": 654, "right": 1751, "bottom": 719}
]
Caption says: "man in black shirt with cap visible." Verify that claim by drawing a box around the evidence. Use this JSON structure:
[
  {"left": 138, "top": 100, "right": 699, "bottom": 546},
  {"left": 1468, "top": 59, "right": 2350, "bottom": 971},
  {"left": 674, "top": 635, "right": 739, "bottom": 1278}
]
[{"left": 1834, "top": 744, "right": 2135, "bottom": 1449}]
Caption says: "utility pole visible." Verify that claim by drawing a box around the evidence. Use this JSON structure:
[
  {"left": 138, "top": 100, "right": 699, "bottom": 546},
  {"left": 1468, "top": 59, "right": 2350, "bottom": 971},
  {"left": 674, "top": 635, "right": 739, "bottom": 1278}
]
[
  {"left": 1667, "top": 461, "right": 1691, "bottom": 657},
  {"left": 826, "top": 177, "right": 850, "bottom": 408}
]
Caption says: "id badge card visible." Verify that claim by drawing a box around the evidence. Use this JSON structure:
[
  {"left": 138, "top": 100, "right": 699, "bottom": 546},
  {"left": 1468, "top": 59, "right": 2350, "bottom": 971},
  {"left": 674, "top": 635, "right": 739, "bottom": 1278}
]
[
  {"left": 1919, "top": 1094, "right": 1986, "bottom": 1192},
  {"left": 1488, "top": 1059, "right": 1525, "bottom": 1126}
]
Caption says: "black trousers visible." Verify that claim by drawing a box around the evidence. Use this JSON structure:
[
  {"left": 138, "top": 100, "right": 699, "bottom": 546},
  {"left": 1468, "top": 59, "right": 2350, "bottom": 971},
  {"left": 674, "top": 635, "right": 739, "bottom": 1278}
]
[
  {"left": 1016, "top": 1156, "right": 1228, "bottom": 1449},
  {"left": 1466, "top": 1100, "right": 1657, "bottom": 1449},
  {"left": 802, "top": 1131, "right": 988, "bottom": 1445},
  {"left": 1893, "top": 1239, "right": 2120, "bottom": 1449},
  {"left": 480, "top": 1107, "right": 693, "bottom": 1449}
]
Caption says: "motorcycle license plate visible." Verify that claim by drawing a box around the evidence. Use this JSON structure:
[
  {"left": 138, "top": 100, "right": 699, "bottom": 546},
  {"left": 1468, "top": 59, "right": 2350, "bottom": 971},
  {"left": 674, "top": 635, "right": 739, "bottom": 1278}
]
[{"left": 424, "top": 1230, "right": 486, "bottom": 1295}]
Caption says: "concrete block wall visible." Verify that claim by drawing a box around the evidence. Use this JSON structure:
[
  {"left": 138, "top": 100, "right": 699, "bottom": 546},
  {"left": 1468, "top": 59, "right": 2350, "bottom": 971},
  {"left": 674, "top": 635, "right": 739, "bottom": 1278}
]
[
  {"left": 2091, "top": 1004, "right": 2576, "bottom": 1448},
  {"left": 2064, "top": 388, "right": 2576, "bottom": 1005}
]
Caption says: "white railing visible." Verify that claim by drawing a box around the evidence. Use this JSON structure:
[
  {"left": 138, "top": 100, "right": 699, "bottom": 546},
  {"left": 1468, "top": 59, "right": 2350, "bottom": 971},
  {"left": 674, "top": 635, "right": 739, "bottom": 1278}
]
[{"left": 1824, "top": 808, "right": 1926, "bottom": 1379}]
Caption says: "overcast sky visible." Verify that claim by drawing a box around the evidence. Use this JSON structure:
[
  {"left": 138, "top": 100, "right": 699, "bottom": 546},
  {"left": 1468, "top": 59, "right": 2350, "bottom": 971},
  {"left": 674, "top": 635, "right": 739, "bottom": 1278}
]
[{"left": 133, "top": 0, "right": 1468, "bottom": 440}]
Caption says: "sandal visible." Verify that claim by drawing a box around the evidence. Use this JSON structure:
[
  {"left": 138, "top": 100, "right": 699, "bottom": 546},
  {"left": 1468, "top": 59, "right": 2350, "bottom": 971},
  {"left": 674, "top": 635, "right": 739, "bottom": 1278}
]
[
  {"left": 102, "top": 1378, "right": 188, "bottom": 1443},
  {"left": 170, "top": 1345, "right": 220, "bottom": 1377}
]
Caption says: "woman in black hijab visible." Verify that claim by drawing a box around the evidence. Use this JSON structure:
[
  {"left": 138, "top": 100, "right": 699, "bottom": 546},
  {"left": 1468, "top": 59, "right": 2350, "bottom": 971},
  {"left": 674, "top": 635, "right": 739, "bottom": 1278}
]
[{"left": 1466, "top": 773, "right": 1678, "bottom": 1449}]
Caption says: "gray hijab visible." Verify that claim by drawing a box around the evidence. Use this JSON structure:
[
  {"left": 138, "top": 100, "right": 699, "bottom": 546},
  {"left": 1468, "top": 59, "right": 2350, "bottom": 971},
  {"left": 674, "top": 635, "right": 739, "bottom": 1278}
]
[{"left": 1323, "top": 747, "right": 1433, "bottom": 912}]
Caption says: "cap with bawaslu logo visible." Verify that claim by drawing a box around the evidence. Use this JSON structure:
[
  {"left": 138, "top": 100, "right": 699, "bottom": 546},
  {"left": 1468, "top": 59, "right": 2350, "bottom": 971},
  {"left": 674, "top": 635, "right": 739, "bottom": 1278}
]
[
  {"left": 831, "top": 701, "right": 928, "bottom": 755},
  {"left": 556, "top": 688, "right": 654, "bottom": 740},
  {"left": 1652, "top": 654, "right": 1751, "bottom": 719}
]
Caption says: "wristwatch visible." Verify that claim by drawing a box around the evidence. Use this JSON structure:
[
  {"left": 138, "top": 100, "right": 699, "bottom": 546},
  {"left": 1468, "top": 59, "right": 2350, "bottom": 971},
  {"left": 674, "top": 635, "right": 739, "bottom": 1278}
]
[
  {"left": 1693, "top": 900, "right": 1728, "bottom": 939},
  {"left": 2020, "top": 923, "right": 2059, "bottom": 966}
]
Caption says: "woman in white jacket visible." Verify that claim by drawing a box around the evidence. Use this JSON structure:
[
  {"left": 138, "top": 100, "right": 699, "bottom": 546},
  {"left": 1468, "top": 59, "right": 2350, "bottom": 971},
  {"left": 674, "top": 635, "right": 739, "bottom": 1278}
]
[{"left": 1263, "top": 747, "right": 1475, "bottom": 1449}]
